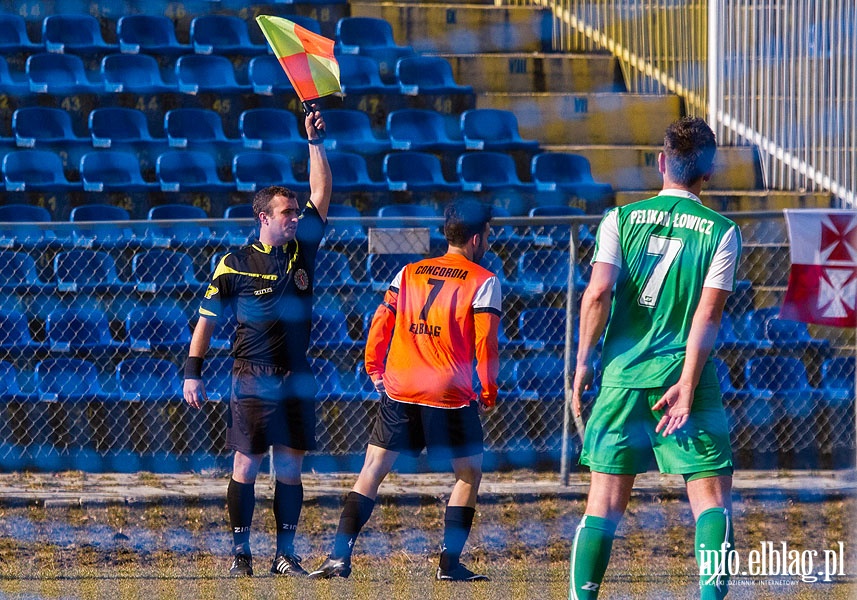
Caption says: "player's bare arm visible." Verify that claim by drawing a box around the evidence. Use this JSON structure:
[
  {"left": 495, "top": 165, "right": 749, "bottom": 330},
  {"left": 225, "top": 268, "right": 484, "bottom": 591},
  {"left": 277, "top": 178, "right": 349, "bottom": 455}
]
[
  {"left": 183, "top": 315, "right": 216, "bottom": 409},
  {"left": 653, "top": 286, "right": 731, "bottom": 435},
  {"left": 573, "top": 261, "right": 619, "bottom": 419},
  {"left": 305, "top": 104, "right": 332, "bottom": 220}
]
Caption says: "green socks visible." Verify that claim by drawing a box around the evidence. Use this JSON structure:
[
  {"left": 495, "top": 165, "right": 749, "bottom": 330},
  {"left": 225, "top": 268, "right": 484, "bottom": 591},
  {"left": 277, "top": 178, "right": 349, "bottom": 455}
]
[
  {"left": 569, "top": 514, "right": 617, "bottom": 600},
  {"left": 695, "top": 507, "right": 733, "bottom": 600}
]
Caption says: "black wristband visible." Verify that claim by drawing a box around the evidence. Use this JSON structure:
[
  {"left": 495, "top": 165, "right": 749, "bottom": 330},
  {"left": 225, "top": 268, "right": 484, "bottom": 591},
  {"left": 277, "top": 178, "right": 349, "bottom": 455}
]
[
  {"left": 184, "top": 356, "right": 204, "bottom": 379},
  {"left": 308, "top": 138, "right": 324, "bottom": 145}
]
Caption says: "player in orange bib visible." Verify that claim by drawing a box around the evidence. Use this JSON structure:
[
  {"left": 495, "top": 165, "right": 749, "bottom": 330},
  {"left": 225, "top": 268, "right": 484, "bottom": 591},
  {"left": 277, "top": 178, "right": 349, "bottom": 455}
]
[{"left": 309, "top": 198, "right": 501, "bottom": 582}]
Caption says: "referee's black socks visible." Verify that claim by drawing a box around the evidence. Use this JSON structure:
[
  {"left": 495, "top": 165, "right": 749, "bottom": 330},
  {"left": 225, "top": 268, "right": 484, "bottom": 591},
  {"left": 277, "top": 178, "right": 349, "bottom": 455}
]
[
  {"left": 440, "top": 505, "right": 476, "bottom": 571},
  {"left": 227, "top": 478, "right": 255, "bottom": 554},
  {"left": 332, "top": 491, "right": 375, "bottom": 560},
  {"left": 274, "top": 481, "right": 303, "bottom": 554}
]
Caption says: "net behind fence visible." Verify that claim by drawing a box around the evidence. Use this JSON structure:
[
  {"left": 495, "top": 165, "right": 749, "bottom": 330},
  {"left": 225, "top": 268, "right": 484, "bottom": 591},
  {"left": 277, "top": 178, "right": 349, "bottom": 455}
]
[{"left": 0, "top": 212, "right": 852, "bottom": 471}]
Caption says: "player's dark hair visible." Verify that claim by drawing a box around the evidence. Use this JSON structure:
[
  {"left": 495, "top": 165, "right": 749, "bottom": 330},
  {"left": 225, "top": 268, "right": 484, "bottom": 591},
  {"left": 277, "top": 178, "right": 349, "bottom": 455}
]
[
  {"left": 663, "top": 117, "right": 717, "bottom": 186},
  {"left": 443, "top": 199, "right": 492, "bottom": 246},
  {"left": 252, "top": 186, "right": 298, "bottom": 223}
]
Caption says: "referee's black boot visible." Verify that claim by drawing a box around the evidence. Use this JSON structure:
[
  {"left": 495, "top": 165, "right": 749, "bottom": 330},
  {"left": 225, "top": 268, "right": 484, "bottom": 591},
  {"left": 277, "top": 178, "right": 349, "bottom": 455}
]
[
  {"left": 271, "top": 551, "right": 308, "bottom": 577},
  {"left": 229, "top": 545, "right": 253, "bottom": 577},
  {"left": 307, "top": 555, "right": 352, "bottom": 579}
]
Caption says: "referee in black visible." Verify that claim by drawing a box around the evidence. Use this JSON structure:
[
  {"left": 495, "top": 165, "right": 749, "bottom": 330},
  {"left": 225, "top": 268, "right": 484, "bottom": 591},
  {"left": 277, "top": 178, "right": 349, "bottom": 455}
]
[{"left": 183, "top": 106, "right": 330, "bottom": 577}]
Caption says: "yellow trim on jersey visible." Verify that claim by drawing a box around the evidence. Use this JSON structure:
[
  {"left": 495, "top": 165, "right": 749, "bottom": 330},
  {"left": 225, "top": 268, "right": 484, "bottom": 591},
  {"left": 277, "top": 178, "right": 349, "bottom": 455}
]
[
  {"left": 250, "top": 241, "right": 300, "bottom": 274},
  {"left": 212, "top": 252, "right": 278, "bottom": 281},
  {"left": 199, "top": 307, "right": 217, "bottom": 317}
]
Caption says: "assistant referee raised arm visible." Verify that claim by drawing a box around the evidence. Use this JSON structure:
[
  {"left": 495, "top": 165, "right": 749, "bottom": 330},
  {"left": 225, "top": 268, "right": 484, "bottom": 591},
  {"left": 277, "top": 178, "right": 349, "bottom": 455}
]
[{"left": 182, "top": 105, "right": 331, "bottom": 578}]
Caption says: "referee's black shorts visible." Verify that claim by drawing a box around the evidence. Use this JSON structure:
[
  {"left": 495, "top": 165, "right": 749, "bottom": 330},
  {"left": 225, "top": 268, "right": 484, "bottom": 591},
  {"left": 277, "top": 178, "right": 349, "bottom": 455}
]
[
  {"left": 226, "top": 359, "right": 318, "bottom": 455},
  {"left": 368, "top": 393, "right": 484, "bottom": 460}
]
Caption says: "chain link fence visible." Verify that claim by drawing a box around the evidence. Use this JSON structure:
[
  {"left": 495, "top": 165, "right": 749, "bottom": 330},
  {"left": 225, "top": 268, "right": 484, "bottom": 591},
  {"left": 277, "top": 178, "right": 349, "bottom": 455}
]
[{"left": 0, "top": 211, "right": 852, "bottom": 471}]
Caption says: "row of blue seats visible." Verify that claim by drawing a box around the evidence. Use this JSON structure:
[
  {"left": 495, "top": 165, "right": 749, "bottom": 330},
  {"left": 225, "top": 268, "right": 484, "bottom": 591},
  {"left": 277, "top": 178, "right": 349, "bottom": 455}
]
[
  {"left": 4, "top": 107, "right": 533, "bottom": 156},
  {"left": 0, "top": 244, "right": 580, "bottom": 298},
  {"left": 0, "top": 15, "right": 398, "bottom": 60},
  {"left": 0, "top": 352, "right": 851, "bottom": 419},
  {"left": 0, "top": 303, "right": 585, "bottom": 360},
  {"left": 0, "top": 148, "right": 610, "bottom": 201},
  {"left": 0, "top": 52, "right": 469, "bottom": 99}
]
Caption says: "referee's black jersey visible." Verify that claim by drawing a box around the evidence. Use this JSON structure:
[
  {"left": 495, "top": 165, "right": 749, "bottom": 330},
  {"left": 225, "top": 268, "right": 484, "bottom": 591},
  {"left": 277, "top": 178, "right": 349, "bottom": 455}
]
[{"left": 199, "top": 201, "right": 326, "bottom": 371}]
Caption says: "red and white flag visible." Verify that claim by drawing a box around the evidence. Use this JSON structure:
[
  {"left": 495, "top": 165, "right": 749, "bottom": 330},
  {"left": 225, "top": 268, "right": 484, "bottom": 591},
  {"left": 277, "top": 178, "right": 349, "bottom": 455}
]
[{"left": 781, "top": 209, "right": 857, "bottom": 327}]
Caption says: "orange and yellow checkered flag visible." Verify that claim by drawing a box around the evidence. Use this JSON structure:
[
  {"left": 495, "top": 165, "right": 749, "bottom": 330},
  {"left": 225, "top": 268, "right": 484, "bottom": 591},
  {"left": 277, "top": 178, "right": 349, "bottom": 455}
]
[{"left": 256, "top": 15, "right": 341, "bottom": 102}]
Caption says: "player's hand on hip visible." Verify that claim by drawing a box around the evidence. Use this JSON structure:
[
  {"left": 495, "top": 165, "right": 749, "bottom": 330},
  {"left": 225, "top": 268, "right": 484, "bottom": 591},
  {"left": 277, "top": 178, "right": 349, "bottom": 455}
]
[
  {"left": 183, "top": 378, "right": 207, "bottom": 410},
  {"left": 652, "top": 382, "right": 693, "bottom": 436},
  {"left": 372, "top": 378, "right": 386, "bottom": 395},
  {"left": 478, "top": 401, "right": 495, "bottom": 416}
]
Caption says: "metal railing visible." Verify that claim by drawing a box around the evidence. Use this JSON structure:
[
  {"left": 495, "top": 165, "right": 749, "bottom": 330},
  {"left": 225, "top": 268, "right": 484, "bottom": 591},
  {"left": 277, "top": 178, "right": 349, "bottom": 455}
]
[{"left": 505, "top": 0, "right": 856, "bottom": 207}]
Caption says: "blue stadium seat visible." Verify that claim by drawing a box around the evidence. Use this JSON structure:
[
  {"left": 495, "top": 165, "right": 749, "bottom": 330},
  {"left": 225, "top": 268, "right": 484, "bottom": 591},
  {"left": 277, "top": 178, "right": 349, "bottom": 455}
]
[
  {"left": 88, "top": 107, "right": 166, "bottom": 149},
  {"left": 338, "top": 55, "right": 399, "bottom": 95},
  {"left": 489, "top": 205, "right": 527, "bottom": 246},
  {"left": 323, "top": 203, "right": 368, "bottom": 248},
  {"left": 0, "top": 360, "right": 37, "bottom": 402},
  {"left": 0, "top": 204, "right": 61, "bottom": 250},
  {"left": 45, "top": 307, "right": 128, "bottom": 354},
  {"left": 528, "top": 205, "right": 596, "bottom": 248},
  {"left": 311, "top": 308, "right": 365, "bottom": 353},
  {"left": 53, "top": 249, "right": 134, "bottom": 294},
  {"left": 132, "top": 249, "right": 205, "bottom": 295},
  {"left": 744, "top": 355, "right": 824, "bottom": 416},
  {"left": 322, "top": 109, "right": 391, "bottom": 154},
  {"left": 116, "top": 357, "right": 183, "bottom": 401},
  {"left": 480, "top": 250, "right": 527, "bottom": 300},
  {"left": 42, "top": 15, "right": 118, "bottom": 55},
  {"left": 34, "top": 358, "right": 113, "bottom": 402},
  {"left": 386, "top": 109, "right": 465, "bottom": 152},
  {"left": 116, "top": 15, "right": 190, "bottom": 55},
  {"left": 460, "top": 109, "right": 539, "bottom": 152},
  {"left": 0, "top": 15, "right": 41, "bottom": 53},
  {"left": 367, "top": 252, "right": 421, "bottom": 291},
  {"left": 820, "top": 356, "right": 855, "bottom": 408},
  {"left": 724, "top": 279, "right": 753, "bottom": 317},
  {"left": 164, "top": 108, "right": 241, "bottom": 150},
  {"left": 247, "top": 55, "right": 296, "bottom": 96},
  {"left": 531, "top": 152, "right": 613, "bottom": 199},
  {"left": 2, "top": 150, "right": 80, "bottom": 192},
  {"left": 513, "top": 355, "right": 564, "bottom": 400},
  {"left": 202, "top": 355, "right": 234, "bottom": 401},
  {"left": 156, "top": 150, "right": 233, "bottom": 192},
  {"left": 0, "top": 308, "right": 44, "bottom": 353},
  {"left": 382, "top": 152, "right": 460, "bottom": 192},
  {"left": 79, "top": 151, "right": 157, "bottom": 193},
  {"left": 315, "top": 249, "right": 365, "bottom": 290},
  {"left": 68, "top": 203, "right": 142, "bottom": 250},
  {"left": 516, "top": 249, "right": 586, "bottom": 294},
  {"left": 0, "top": 56, "right": 28, "bottom": 95},
  {"left": 190, "top": 15, "right": 267, "bottom": 56},
  {"left": 741, "top": 307, "right": 831, "bottom": 358},
  {"left": 0, "top": 250, "right": 54, "bottom": 293},
  {"left": 377, "top": 203, "right": 445, "bottom": 245},
  {"left": 288, "top": 16, "right": 322, "bottom": 35},
  {"left": 125, "top": 304, "right": 192, "bottom": 353},
  {"left": 218, "top": 204, "right": 255, "bottom": 246},
  {"left": 238, "top": 109, "right": 307, "bottom": 162},
  {"left": 518, "top": 307, "right": 567, "bottom": 351},
  {"left": 715, "top": 313, "right": 771, "bottom": 355},
  {"left": 311, "top": 357, "right": 360, "bottom": 402},
  {"left": 457, "top": 151, "right": 535, "bottom": 193},
  {"left": 175, "top": 55, "right": 251, "bottom": 95},
  {"left": 395, "top": 56, "right": 472, "bottom": 96},
  {"left": 325, "top": 151, "right": 386, "bottom": 192},
  {"left": 335, "top": 17, "right": 415, "bottom": 82},
  {"left": 11, "top": 107, "right": 89, "bottom": 148},
  {"left": 25, "top": 53, "right": 100, "bottom": 95},
  {"left": 713, "top": 357, "right": 754, "bottom": 433},
  {"left": 232, "top": 151, "right": 308, "bottom": 193},
  {"left": 100, "top": 53, "right": 177, "bottom": 94},
  {"left": 146, "top": 203, "right": 219, "bottom": 249}
]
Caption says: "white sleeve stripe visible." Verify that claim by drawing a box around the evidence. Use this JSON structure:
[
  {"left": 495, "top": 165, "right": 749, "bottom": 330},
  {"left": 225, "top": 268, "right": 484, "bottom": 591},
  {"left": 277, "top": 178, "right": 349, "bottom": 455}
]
[
  {"left": 703, "top": 226, "right": 740, "bottom": 290},
  {"left": 473, "top": 276, "right": 502, "bottom": 311},
  {"left": 592, "top": 209, "right": 622, "bottom": 266}
]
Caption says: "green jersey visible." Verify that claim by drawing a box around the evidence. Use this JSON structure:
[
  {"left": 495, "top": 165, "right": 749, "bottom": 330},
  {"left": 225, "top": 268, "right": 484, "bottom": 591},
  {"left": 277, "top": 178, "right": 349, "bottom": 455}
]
[{"left": 593, "top": 190, "right": 742, "bottom": 388}]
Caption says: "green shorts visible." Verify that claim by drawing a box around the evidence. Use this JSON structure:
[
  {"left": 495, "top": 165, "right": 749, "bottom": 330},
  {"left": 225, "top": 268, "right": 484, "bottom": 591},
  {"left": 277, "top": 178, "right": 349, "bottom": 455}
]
[{"left": 579, "top": 385, "right": 733, "bottom": 476}]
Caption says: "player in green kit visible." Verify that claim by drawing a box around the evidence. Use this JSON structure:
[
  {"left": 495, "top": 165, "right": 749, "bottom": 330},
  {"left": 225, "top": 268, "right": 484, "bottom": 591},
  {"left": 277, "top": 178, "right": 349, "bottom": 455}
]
[{"left": 569, "top": 117, "right": 742, "bottom": 600}]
